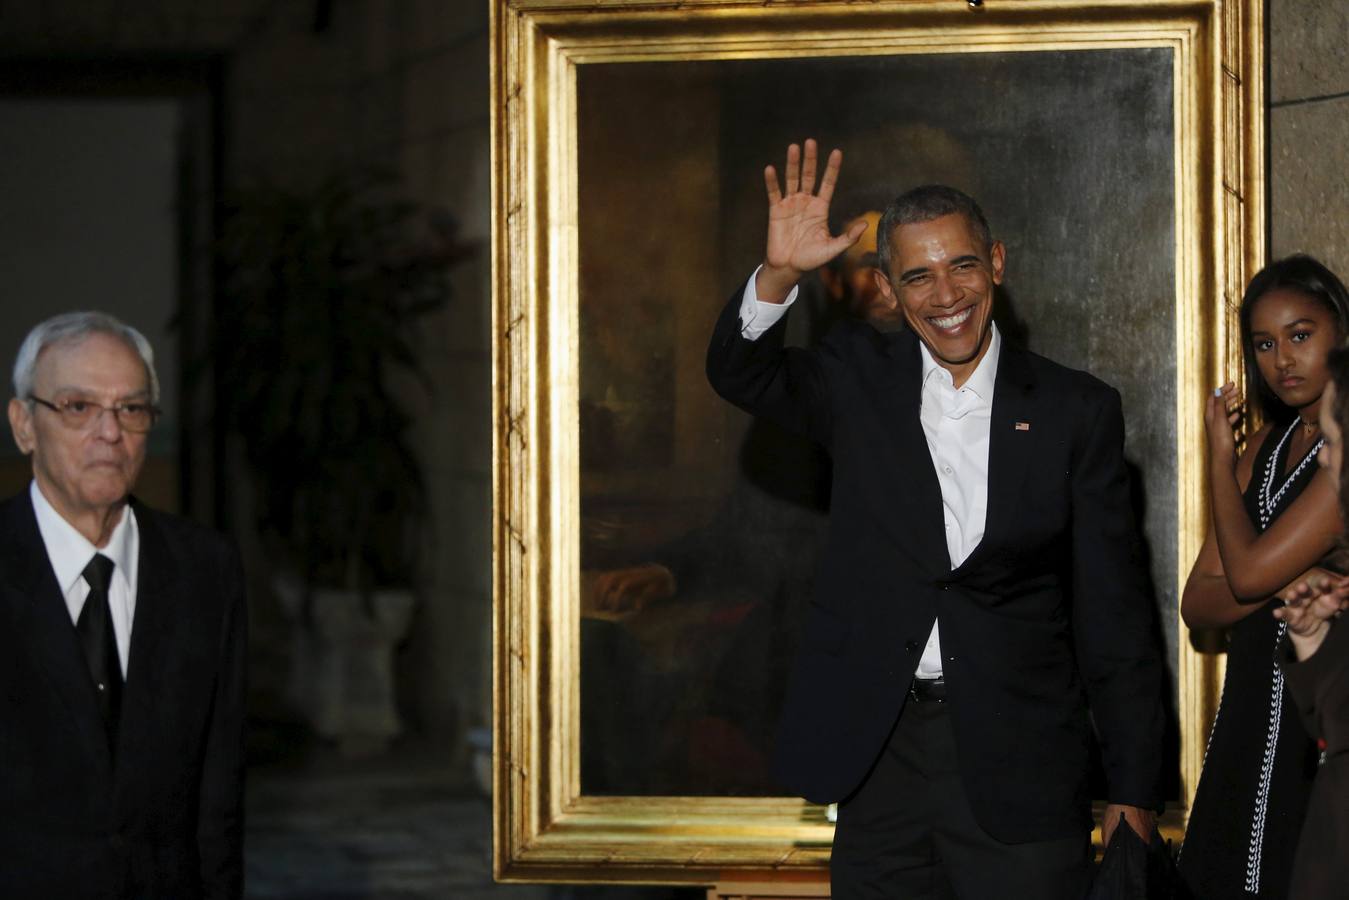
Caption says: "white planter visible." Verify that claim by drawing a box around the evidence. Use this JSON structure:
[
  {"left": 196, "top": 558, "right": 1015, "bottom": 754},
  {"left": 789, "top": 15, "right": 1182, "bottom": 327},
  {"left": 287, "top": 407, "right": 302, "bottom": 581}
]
[{"left": 273, "top": 577, "right": 416, "bottom": 755}]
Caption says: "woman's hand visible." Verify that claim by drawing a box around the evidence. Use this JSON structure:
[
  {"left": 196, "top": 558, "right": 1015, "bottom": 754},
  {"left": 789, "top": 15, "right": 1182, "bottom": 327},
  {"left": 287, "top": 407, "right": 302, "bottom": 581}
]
[
  {"left": 1274, "top": 568, "right": 1349, "bottom": 659},
  {"left": 1204, "top": 382, "right": 1244, "bottom": 470}
]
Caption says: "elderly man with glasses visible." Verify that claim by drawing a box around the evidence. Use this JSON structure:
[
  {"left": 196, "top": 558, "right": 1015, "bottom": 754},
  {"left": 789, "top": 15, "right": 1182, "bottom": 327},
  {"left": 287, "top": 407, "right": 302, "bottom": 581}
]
[{"left": 1, "top": 311, "right": 246, "bottom": 900}]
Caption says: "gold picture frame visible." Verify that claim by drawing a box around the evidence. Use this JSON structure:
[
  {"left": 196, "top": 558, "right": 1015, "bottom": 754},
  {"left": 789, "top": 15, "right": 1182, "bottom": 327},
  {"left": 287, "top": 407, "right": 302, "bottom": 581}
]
[{"left": 492, "top": 0, "right": 1263, "bottom": 885}]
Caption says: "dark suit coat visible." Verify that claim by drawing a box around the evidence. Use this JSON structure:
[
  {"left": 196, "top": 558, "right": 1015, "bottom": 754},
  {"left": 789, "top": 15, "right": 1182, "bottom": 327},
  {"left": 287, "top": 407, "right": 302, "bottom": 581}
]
[
  {"left": 0, "top": 492, "right": 246, "bottom": 900},
  {"left": 1281, "top": 621, "right": 1349, "bottom": 899},
  {"left": 706, "top": 296, "right": 1166, "bottom": 843}
]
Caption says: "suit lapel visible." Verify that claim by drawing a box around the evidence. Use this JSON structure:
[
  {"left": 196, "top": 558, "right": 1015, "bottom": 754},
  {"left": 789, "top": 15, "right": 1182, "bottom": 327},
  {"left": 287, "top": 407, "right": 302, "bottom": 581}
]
[
  {"left": 114, "top": 500, "right": 180, "bottom": 772},
  {"left": 960, "top": 344, "right": 1039, "bottom": 572},
  {"left": 0, "top": 492, "right": 113, "bottom": 776},
  {"left": 875, "top": 333, "right": 951, "bottom": 576}
]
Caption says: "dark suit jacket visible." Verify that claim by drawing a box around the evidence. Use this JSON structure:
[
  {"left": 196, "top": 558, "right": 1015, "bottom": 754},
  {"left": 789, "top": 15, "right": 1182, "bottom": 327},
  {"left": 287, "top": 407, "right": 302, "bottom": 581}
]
[
  {"left": 706, "top": 296, "right": 1166, "bottom": 843},
  {"left": 0, "top": 492, "right": 247, "bottom": 900},
  {"left": 1281, "top": 621, "right": 1348, "bottom": 899}
]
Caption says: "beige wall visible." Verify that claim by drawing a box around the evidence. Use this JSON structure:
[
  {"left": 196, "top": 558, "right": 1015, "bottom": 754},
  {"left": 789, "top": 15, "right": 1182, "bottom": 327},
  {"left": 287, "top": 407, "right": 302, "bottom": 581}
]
[{"left": 1269, "top": 0, "right": 1349, "bottom": 270}]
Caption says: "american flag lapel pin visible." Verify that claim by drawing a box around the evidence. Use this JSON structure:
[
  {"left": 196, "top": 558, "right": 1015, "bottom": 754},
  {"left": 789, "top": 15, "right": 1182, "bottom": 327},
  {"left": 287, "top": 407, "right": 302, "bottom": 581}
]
[{"left": 1014, "top": 421, "right": 1031, "bottom": 431}]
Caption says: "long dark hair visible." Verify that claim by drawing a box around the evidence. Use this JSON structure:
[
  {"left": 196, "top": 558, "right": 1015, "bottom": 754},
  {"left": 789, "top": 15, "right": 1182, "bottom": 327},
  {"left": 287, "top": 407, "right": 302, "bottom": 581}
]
[{"left": 1239, "top": 254, "right": 1349, "bottom": 423}]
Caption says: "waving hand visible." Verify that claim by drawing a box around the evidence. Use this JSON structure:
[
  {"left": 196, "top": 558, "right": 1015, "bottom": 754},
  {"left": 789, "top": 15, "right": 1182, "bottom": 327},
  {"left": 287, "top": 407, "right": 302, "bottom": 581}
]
[{"left": 756, "top": 139, "right": 869, "bottom": 303}]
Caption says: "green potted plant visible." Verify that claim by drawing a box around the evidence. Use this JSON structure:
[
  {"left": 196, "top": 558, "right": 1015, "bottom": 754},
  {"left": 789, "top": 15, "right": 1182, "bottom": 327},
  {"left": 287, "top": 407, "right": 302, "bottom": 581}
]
[{"left": 213, "top": 171, "right": 464, "bottom": 751}]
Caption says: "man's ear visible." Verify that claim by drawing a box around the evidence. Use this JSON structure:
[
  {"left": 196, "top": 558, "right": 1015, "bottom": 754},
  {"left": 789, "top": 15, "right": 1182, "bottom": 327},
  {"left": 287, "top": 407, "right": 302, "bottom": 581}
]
[
  {"left": 989, "top": 240, "right": 1007, "bottom": 285},
  {"left": 8, "top": 398, "right": 34, "bottom": 455},
  {"left": 873, "top": 269, "right": 900, "bottom": 313}
]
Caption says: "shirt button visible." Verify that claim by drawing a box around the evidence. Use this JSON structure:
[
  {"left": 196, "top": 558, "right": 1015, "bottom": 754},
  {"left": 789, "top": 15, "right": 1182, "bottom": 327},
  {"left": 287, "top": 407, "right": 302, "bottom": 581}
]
[{"left": 943, "top": 465, "right": 953, "bottom": 474}]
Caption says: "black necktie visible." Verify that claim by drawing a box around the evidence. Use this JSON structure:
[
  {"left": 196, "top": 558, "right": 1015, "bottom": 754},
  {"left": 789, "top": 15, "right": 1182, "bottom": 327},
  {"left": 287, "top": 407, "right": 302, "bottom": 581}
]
[{"left": 77, "top": 554, "right": 122, "bottom": 746}]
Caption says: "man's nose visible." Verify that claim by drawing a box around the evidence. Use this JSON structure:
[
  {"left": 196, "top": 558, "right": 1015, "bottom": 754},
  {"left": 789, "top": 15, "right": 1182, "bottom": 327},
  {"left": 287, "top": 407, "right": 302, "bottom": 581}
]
[
  {"left": 92, "top": 406, "right": 124, "bottom": 440},
  {"left": 932, "top": 274, "right": 960, "bottom": 308}
]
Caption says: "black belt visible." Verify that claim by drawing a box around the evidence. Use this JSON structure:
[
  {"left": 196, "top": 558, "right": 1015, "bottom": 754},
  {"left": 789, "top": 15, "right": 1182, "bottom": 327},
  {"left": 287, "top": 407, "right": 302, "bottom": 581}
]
[{"left": 908, "top": 677, "right": 947, "bottom": 703}]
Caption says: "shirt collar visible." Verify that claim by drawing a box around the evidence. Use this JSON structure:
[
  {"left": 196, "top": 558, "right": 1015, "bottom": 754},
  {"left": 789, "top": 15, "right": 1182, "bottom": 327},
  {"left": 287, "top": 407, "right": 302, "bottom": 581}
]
[
  {"left": 29, "top": 480, "right": 138, "bottom": 595},
  {"left": 918, "top": 323, "right": 1002, "bottom": 401}
]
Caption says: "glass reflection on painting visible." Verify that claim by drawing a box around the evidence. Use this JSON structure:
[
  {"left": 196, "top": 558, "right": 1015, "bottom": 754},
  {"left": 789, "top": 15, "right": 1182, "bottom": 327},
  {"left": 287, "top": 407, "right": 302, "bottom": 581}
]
[{"left": 576, "top": 48, "right": 1176, "bottom": 797}]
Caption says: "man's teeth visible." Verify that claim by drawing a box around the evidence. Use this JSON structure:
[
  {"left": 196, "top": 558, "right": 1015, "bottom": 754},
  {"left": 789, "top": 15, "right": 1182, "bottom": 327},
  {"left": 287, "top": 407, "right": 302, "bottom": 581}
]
[{"left": 930, "top": 308, "right": 973, "bottom": 330}]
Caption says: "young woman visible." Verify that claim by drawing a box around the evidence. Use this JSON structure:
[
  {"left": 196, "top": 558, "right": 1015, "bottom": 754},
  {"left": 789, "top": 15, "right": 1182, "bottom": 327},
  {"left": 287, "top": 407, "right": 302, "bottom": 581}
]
[{"left": 1179, "top": 255, "right": 1349, "bottom": 899}]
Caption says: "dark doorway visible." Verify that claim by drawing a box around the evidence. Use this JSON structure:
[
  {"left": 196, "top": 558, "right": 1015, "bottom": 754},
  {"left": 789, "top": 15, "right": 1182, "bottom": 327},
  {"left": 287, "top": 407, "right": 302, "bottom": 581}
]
[{"left": 0, "top": 58, "right": 223, "bottom": 522}]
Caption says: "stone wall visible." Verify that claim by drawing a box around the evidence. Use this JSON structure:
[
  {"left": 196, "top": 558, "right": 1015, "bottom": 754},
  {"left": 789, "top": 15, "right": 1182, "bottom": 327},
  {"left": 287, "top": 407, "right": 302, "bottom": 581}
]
[{"left": 1269, "top": 0, "right": 1349, "bottom": 271}]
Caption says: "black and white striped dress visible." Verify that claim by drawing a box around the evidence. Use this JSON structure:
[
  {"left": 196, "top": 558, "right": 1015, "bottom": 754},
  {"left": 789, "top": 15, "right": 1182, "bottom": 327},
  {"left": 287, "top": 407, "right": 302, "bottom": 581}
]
[{"left": 1179, "top": 418, "right": 1324, "bottom": 899}]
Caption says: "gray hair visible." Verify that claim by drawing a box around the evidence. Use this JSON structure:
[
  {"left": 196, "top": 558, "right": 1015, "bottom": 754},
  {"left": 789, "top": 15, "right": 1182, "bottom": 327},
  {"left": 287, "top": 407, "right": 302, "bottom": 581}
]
[
  {"left": 875, "top": 185, "right": 993, "bottom": 278},
  {"left": 12, "top": 311, "right": 160, "bottom": 404}
]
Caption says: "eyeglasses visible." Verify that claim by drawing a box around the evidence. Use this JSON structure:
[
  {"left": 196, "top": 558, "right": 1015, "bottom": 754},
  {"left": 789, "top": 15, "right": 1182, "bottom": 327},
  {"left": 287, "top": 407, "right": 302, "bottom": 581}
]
[{"left": 28, "top": 395, "right": 160, "bottom": 433}]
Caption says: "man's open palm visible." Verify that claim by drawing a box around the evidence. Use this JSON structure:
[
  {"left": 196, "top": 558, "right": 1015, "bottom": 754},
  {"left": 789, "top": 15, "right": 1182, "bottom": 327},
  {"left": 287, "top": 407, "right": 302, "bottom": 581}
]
[{"left": 757, "top": 139, "right": 868, "bottom": 302}]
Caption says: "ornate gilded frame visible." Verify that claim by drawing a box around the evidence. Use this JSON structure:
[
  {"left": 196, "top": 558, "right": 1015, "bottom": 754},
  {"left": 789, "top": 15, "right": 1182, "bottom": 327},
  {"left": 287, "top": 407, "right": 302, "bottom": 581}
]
[{"left": 492, "top": 0, "right": 1263, "bottom": 885}]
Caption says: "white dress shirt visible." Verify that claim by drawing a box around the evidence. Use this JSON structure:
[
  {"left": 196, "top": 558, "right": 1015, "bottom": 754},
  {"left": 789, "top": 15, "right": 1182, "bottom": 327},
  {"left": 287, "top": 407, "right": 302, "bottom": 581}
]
[
  {"left": 914, "top": 327, "right": 999, "bottom": 677},
  {"left": 737, "top": 267, "right": 799, "bottom": 339},
  {"left": 30, "top": 480, "right": 139, "bottom": 678},
  {"left": 737, "top": 271, "right": 1000, "bottom": 679}
]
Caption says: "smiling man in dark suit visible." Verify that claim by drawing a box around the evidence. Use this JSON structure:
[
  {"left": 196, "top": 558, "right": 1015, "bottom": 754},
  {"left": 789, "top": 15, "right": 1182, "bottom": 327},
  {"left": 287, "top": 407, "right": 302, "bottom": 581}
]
[
  {"left": 1, "top": 311, "right": 246, "bottom": 900},
  {"left": 706, "top": 141, "right": 1167, "bottom": 899}
]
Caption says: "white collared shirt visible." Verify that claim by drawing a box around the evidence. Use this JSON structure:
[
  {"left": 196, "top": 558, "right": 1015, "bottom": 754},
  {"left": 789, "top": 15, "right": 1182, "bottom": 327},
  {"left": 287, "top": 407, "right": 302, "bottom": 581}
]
[
  {"left": 30, "top": 480, "right": 139, "bottom": 678},
  {"left": 736, "top": 266, "right": 799, "bottom": 338},
  {"left": 914, "top": 326, "right": 999, "bottom": 677},
  {"left": 737, "top": 273, "right": 1000, "bottom": 679}
]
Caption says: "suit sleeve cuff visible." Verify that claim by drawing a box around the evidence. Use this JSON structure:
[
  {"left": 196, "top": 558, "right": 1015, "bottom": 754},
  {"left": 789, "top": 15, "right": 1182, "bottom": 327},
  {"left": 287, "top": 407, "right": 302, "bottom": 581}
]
[{"left": 738, "top": 265, "right": 798, "bottom": 340}]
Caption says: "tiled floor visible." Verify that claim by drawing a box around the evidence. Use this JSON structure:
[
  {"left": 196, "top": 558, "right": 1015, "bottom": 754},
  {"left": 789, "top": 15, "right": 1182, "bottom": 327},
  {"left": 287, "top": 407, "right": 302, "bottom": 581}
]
[{"left": 244, "top": 738, "right": 701, "bottom": 900}]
